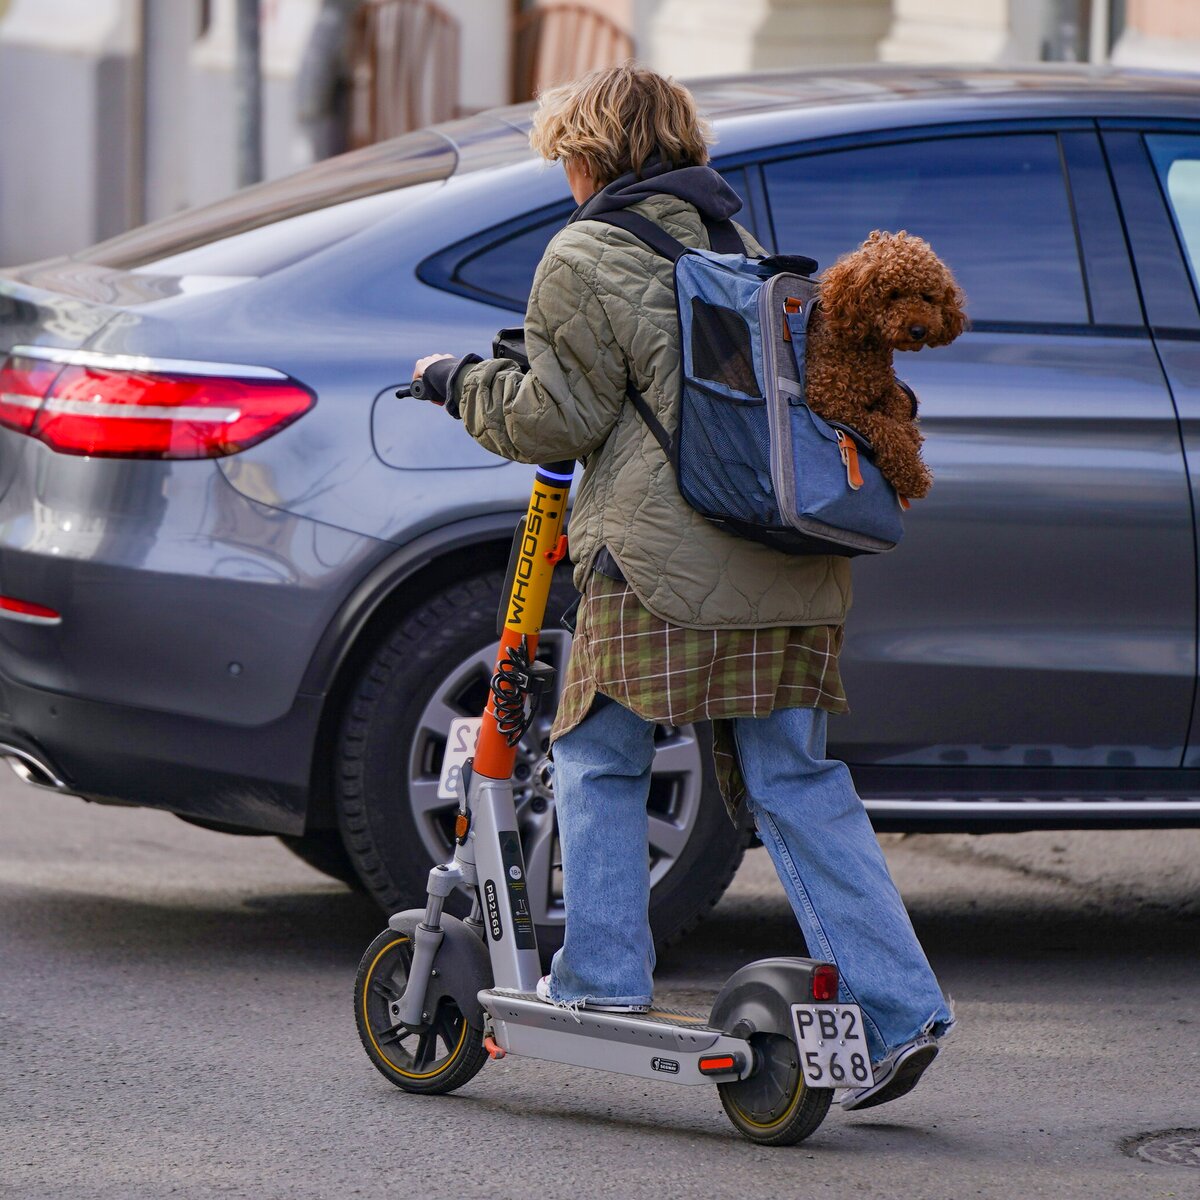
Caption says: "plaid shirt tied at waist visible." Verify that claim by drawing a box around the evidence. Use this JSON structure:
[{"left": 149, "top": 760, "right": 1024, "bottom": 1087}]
[{"left": 550, "top": 571, "right": 849, "bottom": 817}]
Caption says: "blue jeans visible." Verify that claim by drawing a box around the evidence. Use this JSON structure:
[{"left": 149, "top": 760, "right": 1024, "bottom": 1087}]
[{"left": 548, "top": 699, "right": 954, "bottom": 1063}]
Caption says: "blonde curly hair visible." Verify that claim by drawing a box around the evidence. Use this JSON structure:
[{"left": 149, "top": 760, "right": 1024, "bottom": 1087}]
[{"left": 529, "top": 63, "right": 712, "bottom": 186}]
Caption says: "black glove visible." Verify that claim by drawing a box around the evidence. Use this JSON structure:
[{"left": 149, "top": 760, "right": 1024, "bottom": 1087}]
[{"left": 418, "top": 354, "right": 482, "bottom": 419}]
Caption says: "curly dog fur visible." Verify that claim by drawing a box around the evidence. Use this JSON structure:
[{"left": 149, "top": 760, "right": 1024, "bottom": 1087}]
[{"left": 806, "top": 229, "right": 966, "bottom": 499}]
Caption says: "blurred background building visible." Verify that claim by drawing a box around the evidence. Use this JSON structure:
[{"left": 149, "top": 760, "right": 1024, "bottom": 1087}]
[{"left": 0, "top": 0, "right": 1196, "bottom": 266}]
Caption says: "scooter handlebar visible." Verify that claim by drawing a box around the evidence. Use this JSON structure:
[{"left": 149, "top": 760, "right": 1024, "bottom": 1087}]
[{"left": 395, "top": 379, "right": 429, "bottom": 402}]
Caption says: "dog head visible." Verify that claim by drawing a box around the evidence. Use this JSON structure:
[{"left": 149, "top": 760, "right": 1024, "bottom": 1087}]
[{"left": 819, "top": 229, "right": 967, "bottom": 352}]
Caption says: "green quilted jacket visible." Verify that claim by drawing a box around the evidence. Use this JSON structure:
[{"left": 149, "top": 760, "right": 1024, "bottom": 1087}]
[{"left": 453, "top": 190, "right": 852, "bottom": 630}]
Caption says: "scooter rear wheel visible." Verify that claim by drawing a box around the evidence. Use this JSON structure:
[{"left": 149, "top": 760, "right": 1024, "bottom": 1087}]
[
  {"left": 718, "top": 1032, "right": 832, "bottom": 1146},
  {"left": 355, "top": 928, "right": 488, "bottom": 1095}
]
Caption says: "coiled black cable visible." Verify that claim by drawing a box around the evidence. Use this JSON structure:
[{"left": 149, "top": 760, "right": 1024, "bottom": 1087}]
[{"left": 490, "top": 637, "right": 540, "bottom": 747}]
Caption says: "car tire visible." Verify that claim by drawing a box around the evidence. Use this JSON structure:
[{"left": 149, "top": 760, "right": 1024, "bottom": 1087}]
[{"left": 334, "top": 569, "right": 746, "bottom": 958}]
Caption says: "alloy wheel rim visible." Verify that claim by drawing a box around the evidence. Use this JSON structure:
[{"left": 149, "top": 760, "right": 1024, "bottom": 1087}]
[{"left": 408, "top": 629, "right": 705, "bottom": 927}]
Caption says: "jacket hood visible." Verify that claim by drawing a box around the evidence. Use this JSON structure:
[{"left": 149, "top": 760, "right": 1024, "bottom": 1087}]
[{"left": 569, "top": 160, "right": 742, "bottom": 225}]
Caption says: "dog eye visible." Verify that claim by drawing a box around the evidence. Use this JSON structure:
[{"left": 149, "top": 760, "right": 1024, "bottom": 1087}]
[
  {"left": 888, "top": 289, "right": 901, "bottom": 301},
  {"left": 921, "top": 294, "right": 934, "bottom": 303}
]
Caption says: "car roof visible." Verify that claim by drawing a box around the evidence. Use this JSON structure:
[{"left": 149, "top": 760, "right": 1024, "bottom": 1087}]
[
  {"left": 439, "top": 64, "right": 1200, "bottom": 173},
  {"left": 688, "top": 63, "right": 1200, "bottom": 116}
]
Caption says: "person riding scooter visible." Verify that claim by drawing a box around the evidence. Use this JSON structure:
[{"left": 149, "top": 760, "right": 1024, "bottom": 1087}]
[{"left": 412, "top": 62, "right": 953, "bottom": 1112}]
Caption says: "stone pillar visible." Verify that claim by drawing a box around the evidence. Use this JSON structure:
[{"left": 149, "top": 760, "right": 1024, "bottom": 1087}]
[
  {"left": 1112, "top": 0, "right": 1200, "bottom": 70},
  {"left": 879, "top": 0, "right": 1018, "bottom": 62},
  {"left": 648, "top": 0, "right": 893, "bottom": 78},
  {"left": 881, "top": 0, "right": 1103, "bottom": 64}
]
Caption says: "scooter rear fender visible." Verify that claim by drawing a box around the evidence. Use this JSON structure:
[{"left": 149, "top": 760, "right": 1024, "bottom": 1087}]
[{"left": 709, "top": 956, "right": 829, "bottom": 1038}]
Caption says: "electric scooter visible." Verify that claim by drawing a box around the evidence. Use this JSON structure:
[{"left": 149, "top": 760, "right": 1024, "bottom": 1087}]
[{"left": 352, "top": 376, "right": 874, "bottom": 1146}]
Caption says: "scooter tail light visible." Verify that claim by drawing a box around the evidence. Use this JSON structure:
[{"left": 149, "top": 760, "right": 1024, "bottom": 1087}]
[
  {"left": 0, "top": 353, "right": 60, "bottom": 433},
  {"left": 32, "top": 363, "right": 315, "bottom": 459},
  {"left": 812, "top": 964, "right": 839, "bottom": 1002}
]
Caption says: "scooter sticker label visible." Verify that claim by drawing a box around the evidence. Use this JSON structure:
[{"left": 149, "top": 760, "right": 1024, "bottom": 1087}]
[
  {"left": 499, "top": 830, "right": 537, "bottom": 950},
  {"left": 651, "top": 1058, "right": 680, "bottom": 1074},
  {"left": 484, "top": 880, "right": 503, "bottom": 941}
]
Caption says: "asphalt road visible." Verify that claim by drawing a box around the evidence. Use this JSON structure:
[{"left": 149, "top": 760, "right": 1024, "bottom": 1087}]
[{"left": 2, "top": 776, "right": 1198, "bottom": 1200}]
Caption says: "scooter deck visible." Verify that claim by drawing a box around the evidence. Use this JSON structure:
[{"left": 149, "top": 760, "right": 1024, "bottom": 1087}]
[
  {"left": 480, "top": 989, "right": 753, "bottom": 1084},
  {"left": 487, "top": 989, "right": 719, "bottom": 1030}
]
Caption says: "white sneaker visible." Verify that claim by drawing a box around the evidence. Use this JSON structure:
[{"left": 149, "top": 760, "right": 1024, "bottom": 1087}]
[
  {"left": 837, "top": 1035, "right": 939, "bottom": 1111},
  {"left": 535, "top": 975, "right": 651, "bottom": 1014}
]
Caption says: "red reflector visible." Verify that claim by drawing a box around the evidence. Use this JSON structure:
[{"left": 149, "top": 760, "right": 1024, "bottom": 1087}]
[
  {"left": 0, "top": 354, "right": 59, "bottom": 433},
  {"left": 812, "top": 964, "right": 839, "bottom": 1002},
  {"left": 698, "top": 1052, "right": 744, "bottom": 1076},
  {"left": 30, "top": 364, "right": 314, "bottom": 459},
  {"left": 0, "top": 595, "right": 62, "bottom": 623}
]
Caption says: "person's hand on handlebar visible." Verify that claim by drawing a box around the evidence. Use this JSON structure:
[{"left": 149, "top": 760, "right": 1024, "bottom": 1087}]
[
  {"left": 408, "top": 351, "right": 481, "bottom": 417},
  {"left": 413, "top": 354, "right": 455, "bottom": 382}
]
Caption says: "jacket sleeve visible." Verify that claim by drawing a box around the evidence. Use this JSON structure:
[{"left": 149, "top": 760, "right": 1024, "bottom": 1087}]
[{"left": 454, "top": 250, "right": 626, "bottom": 465}]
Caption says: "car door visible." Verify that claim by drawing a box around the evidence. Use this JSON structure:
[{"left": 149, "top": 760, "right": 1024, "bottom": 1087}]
[
  {"left": 1103, "top": 122, "right": 1200, "bottom": 768},
  {"left": 756, "top": 123, "right": 1196, "bottom": 773}
]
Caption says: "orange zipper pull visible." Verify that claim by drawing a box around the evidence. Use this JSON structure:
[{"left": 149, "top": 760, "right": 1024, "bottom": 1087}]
[{"left": 836, "top": 430, "right": 864, "bottom": 490}]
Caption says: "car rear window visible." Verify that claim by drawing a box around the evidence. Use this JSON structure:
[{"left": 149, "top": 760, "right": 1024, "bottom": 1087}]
[
  {"left": 763, "top": 133, "right": 1089, "bottom": 325},
  {"left": 78, "top": 129, "right": 455, "bottom": 274},
  {"left": 1147, "top": 133, "right": 1200, "bottom": 303},
  {"left": 426, "top": 168, "right": 756, "bottom": 311}
]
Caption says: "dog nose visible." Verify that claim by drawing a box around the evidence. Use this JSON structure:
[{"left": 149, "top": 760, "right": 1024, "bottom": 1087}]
[{"left": 909, "top": 324, "right": 927, "bottom": 340}]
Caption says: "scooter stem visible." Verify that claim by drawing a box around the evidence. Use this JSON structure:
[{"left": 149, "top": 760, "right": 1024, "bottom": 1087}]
[
  {"left": 396, "top": 460, "right": 575, "bottom": 1023},
  {"left": 472, "top": 461, "right": 575, "bottom": 782}
]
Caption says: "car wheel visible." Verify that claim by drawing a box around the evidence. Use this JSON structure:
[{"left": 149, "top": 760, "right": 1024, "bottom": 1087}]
[{"left": 334, "top": 570, "right": 746, "bottom": 956}]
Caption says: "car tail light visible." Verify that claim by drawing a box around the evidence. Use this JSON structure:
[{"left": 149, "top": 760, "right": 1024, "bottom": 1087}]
[
  {"left": 0, "top": 595, "right": 62, "bottom": 625},
  {"left": 812, "top": 964, "right": 839, "bottom": 1002},
  {"left": 0, "top": 349, "right": 314, "bottom": 459},
  {"left": 0, "top": 354, "right": 60, "bottom": 433}
]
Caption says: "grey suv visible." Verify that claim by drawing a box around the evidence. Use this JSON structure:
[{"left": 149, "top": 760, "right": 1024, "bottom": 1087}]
[{"left": 3, "top": 66, "right": 1200, "bottom": 951}]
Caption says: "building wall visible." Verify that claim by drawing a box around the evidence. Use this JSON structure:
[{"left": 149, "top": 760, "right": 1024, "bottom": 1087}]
[
  {"left": 1113, "top": 0, "right": 1200, "bottom": 69},
  {"left": 3, "top": 0, "right": 1198, "bottom": 268},
  {"left": 649, "top": 0, "right": 892, "bottom": 76},
  {"left": 0, "top": 0, "right": 138, "bottom": 265}
]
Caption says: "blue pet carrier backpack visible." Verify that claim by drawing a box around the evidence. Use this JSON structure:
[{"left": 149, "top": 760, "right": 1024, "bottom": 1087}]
[{"left": 592, "top": 209, "right": 908, "bottom": 557}]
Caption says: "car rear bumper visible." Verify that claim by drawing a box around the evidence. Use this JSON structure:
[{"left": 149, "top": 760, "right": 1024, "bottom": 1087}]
[{"left": 0, "top": 661, "right": 321, "bottom": 834}]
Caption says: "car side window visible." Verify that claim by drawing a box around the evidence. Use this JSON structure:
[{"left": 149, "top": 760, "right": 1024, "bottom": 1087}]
[
  {"left": 1146, "top": 134, "right": 1200, "bottom": 303},
  {"left": 452, "top": 215, "right": 566, "bottom": 308},
  {"left": 444, "top": 169, "right": 756, "bottom": 310},
  {"left": 762, "top": 134, "right": 1088, "bottom": 325}
]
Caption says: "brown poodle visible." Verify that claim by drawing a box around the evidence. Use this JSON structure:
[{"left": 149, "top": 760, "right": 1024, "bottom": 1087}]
[{"left": 805, "top": 229, "right": 966, "bottom": 499}]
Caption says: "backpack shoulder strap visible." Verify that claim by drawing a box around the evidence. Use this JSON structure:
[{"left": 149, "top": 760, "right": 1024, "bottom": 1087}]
[
  {"left": 588, "top": 209, "right": 749, "bottom": 260},
  {"left": 702, "top": 216, "right": 747, "bottom": 256},
  {"left": 623, "top": 381, "right": 674, "bottom": 459},
  {"left": 586, "top": 209, "right": 690, "bottom": 261}
]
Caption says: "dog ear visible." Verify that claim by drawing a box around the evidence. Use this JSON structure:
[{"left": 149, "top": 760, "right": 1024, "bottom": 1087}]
[
  {"left": 819, "top": 242, "right": 882, "bottom": 343},
  {"left": 933, "top": 273, "right": 968, "bottom": 345}
]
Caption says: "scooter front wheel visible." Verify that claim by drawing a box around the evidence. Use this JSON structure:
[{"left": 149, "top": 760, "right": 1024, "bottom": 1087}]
[
  {"left": 718, "top": 1032, "right": 832, "bottom": 1146},
  {"left": 354, "top": 928, "right": 488, "bottom": 1095}
]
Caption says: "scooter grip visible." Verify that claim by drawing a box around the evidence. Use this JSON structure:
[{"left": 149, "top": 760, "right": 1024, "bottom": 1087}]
[{"left": 394, "top": 379, "right": 431, "bottom": 401}]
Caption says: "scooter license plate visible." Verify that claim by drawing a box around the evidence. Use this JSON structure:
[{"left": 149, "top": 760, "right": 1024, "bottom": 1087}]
[
  {"left": 790, "top": 1003, "right": 874, "bottom": 1089},
  {"left": 437, "top": 717, "right": 483, "bottom": 799}
]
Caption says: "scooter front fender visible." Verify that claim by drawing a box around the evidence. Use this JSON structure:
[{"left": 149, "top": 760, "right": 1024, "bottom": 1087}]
[{"left": 388, "top": 910, "right": 493, "bottom": 1028}]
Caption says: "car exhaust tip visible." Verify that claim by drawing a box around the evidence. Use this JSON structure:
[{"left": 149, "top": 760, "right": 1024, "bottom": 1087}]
[{"left": 0, "top": 744, "right": 67, "bottom": 791}]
